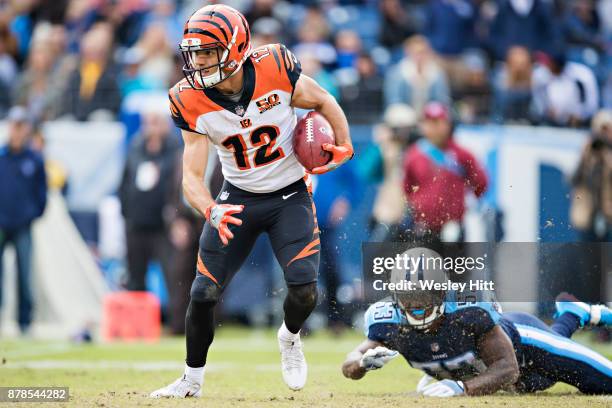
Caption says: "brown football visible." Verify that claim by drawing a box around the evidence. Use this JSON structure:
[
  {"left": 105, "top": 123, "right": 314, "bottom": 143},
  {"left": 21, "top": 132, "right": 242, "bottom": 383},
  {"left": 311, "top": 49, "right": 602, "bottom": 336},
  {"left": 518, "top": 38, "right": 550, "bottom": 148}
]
[{"left": 292, "top": 111, "right": 334, "bottom": 172}]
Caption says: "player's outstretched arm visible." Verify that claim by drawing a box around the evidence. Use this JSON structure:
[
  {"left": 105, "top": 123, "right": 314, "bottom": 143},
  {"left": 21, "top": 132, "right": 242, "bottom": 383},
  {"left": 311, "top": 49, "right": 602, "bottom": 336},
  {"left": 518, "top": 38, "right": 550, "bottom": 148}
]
[
  {"left": 418, "top": 325, "right": 519, "bottom": 398},
  {"left": 181, "top": 129, "right": 243, "bottom": 245},
  {"left": 342, "top": 340, "right": 390, "bottom": 380},
  {"left": 464, "top": 325, "right": 520, "bottom": 396},
  {"left": 291, "top": 75, "right": 353, "bottom": 174},
  {"left": 181, "top": 129, "right": 216, "bottom": 215}
]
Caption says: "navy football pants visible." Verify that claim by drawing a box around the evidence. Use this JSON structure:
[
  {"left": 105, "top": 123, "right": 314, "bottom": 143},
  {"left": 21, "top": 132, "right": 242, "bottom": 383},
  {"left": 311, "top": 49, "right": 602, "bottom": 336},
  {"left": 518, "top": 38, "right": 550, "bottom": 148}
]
[{"left": 504, "top": 312, "right": 612, "bottom": 394}]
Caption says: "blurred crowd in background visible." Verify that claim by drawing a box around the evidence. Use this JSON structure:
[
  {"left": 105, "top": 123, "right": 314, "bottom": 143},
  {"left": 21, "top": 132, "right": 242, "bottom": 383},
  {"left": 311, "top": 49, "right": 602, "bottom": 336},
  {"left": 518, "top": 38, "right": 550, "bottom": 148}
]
[
  {"left": 0, "top": 0, "right": 611, "bottom": 337},
  {"left": 0, "top": 0, "right": 611, "bottom": 125}
]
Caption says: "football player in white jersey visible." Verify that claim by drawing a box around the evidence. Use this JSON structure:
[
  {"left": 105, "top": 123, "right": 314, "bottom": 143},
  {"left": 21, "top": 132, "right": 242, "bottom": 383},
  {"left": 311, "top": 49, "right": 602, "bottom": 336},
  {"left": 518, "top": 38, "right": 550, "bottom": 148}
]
[{"left": 150, "top": 4, "right": 353, "bottom": 398}]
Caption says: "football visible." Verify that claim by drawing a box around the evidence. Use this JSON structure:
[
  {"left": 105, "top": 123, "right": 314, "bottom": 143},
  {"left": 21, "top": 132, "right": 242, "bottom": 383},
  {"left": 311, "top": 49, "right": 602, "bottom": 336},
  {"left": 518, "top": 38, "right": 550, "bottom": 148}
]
[{"left": 292, "top": 111, "right": 334, "bottom": 171}]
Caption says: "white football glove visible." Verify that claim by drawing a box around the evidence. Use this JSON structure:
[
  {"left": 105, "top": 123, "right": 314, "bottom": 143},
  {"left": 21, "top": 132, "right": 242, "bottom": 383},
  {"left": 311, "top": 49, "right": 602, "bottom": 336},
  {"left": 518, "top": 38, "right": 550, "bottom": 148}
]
[
  {"left": 359, "top": 346, "right": 398, "bottom": 371},
  {"left": 420, "top": 379, "right": 465, "bottom": 397},
  {"left": 204, "top": 204, "right": 244, "bottom": 245},
  {"left": 416, "top": 374, "right": 435, "bottom": 393}
]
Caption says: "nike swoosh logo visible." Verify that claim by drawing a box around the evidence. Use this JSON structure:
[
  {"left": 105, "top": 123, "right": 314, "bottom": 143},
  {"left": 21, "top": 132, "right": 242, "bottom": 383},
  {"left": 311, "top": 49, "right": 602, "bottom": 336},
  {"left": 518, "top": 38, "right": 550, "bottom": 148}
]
[{"left": 282, "top": 192, "right": 298, "bottom": 200}]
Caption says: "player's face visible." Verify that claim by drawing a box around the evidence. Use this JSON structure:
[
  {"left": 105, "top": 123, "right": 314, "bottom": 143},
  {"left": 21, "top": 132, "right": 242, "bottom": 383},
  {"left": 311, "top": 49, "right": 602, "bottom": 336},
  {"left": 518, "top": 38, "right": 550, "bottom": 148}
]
[
  {"left": 191, "top": 47, "right": 223, "bottom": 75},
  {"left": 422, "top": 118, "right": 451, "bottom": 146},
  {"left": 400, "top": 299, "right": 437, "bottom": 322},
  {"left": 396, "top": 291, "right": 444, "bottom": 329}
]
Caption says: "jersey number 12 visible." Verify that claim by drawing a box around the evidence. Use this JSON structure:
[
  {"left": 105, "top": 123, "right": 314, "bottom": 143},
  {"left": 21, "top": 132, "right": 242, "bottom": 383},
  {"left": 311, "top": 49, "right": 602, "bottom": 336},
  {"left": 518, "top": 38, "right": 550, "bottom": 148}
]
[{"left": 222, "top": 125, "right": 285, "bottom": 170}]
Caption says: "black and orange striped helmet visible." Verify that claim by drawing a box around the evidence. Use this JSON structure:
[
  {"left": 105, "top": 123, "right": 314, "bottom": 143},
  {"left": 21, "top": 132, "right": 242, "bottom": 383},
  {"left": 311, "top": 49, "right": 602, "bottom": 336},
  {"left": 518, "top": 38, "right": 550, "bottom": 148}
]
[{"left": 180, "top": 4, "right": 251, "bottom": 89}]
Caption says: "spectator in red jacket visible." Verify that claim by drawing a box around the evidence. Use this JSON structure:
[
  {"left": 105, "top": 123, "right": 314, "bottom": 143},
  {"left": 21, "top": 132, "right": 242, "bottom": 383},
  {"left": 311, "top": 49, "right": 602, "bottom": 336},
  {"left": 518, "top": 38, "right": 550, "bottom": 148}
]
[{"left": 403, "top": 102, "right": 487, "bottom": 243}]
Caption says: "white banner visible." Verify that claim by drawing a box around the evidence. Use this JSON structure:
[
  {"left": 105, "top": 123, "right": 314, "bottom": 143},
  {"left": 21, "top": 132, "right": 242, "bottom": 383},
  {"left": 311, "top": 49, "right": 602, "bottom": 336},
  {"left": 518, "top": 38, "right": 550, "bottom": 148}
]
[{"left": 0, "top": 121, "right": 125, "bottom": 212}]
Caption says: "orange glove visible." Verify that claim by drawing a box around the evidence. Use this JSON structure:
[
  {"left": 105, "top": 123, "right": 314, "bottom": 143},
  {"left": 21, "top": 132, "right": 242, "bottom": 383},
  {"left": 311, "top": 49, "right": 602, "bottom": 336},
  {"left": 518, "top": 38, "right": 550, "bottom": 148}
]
[
  {"left": 309, "top": 143, "right": 354, "bottom": 175},
  {"left": 204, "top": 204, "right": 244, "bottom": 245}
]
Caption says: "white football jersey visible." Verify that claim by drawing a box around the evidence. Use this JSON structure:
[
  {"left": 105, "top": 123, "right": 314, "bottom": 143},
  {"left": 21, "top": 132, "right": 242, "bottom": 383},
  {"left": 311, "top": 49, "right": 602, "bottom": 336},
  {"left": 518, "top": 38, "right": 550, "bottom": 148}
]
[{"left": 169, "top": 44, "right": 305, "bottom": 193}]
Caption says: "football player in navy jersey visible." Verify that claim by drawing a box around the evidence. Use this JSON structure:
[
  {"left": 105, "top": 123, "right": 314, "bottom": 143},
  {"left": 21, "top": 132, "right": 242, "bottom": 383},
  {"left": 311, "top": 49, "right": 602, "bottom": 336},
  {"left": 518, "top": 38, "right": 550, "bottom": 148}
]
[{"left": 342, "top": 249, "right": 612, "bottom": 397}]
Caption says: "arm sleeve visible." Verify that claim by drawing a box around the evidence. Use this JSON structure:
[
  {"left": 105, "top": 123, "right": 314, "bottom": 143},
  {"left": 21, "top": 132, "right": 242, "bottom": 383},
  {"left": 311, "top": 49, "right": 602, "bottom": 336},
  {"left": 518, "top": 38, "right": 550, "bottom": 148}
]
[
  {"left": 35, "top": 156, "right": 47, "bottom": 217},
  {"left": 367, "top": 323, "right": 398, "bottom": 344},
  {"left": 458, "top": 148, "right": 488, "bottom": 197},
  {"left": 364, "top": 302, "right": 400, "bottom": 344},
  {"left": 169, "top": 91, "right": 194, "bottom": 133},
  {"left": 279, "top": 44, "right": 302, "bottom": 92},
  {"left": 460, "top": 307, "right": 498, "bottom": 339}
]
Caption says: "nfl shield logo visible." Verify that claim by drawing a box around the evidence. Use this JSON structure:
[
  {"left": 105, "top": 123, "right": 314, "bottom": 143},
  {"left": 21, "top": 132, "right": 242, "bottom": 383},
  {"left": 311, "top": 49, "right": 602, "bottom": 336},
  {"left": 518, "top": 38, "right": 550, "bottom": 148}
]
[
  {"left": 235, "top": 105, "right": 245, "bottom": 116},
  {"left": 220, "top": 191, "right": 230, "bottom": 201},
  {"left": 431, "top": 342, "right": 440, "bottom": 352}
]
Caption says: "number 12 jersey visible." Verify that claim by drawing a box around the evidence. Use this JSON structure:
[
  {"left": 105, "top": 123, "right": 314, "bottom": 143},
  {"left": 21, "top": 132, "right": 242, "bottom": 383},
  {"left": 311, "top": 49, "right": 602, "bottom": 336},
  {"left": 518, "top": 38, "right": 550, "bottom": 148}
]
[{"left": 169, "top": 43, "right": 305, "bottom": 193}]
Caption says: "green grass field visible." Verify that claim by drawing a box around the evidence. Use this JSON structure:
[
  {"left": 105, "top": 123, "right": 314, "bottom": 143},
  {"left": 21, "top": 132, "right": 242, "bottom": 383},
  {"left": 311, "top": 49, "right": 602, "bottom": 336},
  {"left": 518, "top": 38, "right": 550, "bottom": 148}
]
[{"left": 1, "top": 327, "right": 611, "bottom": 407}]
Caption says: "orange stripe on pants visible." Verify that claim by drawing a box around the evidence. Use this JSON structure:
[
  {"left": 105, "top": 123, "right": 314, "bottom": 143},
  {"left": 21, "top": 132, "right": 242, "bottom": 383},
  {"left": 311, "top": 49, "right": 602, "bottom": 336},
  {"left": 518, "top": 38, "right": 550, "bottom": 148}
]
[
  {"left": 197, "top": 253, "right": 219, "bottom": 286},
  {"left": 287, "top": 238, "right": 320, "bottom": 266}
]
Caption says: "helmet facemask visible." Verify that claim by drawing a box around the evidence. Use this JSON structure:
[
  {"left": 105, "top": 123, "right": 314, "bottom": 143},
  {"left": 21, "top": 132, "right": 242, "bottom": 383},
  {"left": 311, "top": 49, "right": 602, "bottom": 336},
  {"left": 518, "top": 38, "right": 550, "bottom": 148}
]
[
  {"left": 387, "top": 247, "right": 448, "bottom": 331},
  {"left": 180, "top": 25, "right": 242, "bottom": 90},
  {"left": 394, "top": 290, "right": 446, "bottom": 330}
]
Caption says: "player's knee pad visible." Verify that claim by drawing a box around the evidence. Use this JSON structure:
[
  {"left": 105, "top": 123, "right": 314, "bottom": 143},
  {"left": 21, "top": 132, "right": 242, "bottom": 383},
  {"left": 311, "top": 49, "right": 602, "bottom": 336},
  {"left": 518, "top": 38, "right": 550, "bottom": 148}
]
[
  {"left": 285, "top": 256, "right": 319, "bottom": 286},
  {"left": 287, "top": 282, "right": 318, "bottom": 309},
  {"left": 190, "top": 274, "right": 221, "bottom": 303}
]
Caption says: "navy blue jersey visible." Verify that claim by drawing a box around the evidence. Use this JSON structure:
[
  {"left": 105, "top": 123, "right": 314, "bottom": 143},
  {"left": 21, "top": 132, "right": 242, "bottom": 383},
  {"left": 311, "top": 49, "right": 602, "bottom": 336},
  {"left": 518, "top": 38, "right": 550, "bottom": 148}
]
[
  {"left": 364, "top": 299, "right": 507, "bottom": 382},
  {"left": 364, "top": 300, "right": 612, "bottom": 393}
]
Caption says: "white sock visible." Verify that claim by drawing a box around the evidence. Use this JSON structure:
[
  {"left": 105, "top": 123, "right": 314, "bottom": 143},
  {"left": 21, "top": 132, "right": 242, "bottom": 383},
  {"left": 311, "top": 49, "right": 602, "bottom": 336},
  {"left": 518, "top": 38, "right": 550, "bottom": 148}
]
[
  {"left": 278, "top": 321, "right": 299, "bottom": 341},
  {"left": 590, "top": 305, "right": 602, "bottom": 325},
  {"left": 184, "top": 364, "right": 205, "bottom": 385}
]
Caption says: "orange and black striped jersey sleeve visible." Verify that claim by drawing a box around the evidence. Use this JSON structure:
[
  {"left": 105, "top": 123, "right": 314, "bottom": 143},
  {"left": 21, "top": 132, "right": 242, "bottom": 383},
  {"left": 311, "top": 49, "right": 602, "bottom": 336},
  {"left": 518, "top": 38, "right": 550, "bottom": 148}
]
[
  {"left": 278, "top": 44, "right": 301, "bottom": 91},
  {"left": 169, "top": 82, "right": 193, "bottom": 133},
  {"left": 168, "top": 80, "right": 206, "bottom": 134},
  {"left": 251, "top": 43, "right": 302, "bottom": 95}
]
